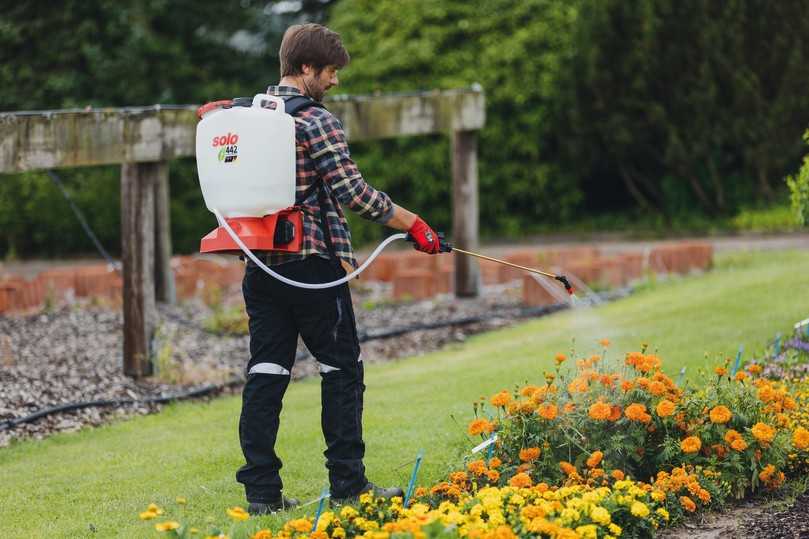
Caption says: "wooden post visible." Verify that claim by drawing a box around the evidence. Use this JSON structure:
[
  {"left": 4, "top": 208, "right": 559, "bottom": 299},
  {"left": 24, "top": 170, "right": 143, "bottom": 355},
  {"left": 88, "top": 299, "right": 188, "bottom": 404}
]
[
  {"left": 121, "top": 162, "right": 158, "bottom": 378},
  {"left": 153, "top": 161, "right": 176, "bottom": 304},
  {"left": 452, "top": 129, "right": 480, "bottom": 297}
]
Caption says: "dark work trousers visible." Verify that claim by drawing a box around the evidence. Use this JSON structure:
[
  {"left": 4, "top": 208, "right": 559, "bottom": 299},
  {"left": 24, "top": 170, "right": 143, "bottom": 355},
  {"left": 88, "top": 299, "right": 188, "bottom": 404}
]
[{"left": 235, "top": 255, "right": 367, "bottom": 503}]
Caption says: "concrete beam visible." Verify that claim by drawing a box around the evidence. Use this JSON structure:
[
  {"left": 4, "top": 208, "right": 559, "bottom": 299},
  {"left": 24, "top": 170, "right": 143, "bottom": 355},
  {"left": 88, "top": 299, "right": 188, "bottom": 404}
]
[{"left": 0, "top": 87, "right": 485, "bottom": 173}]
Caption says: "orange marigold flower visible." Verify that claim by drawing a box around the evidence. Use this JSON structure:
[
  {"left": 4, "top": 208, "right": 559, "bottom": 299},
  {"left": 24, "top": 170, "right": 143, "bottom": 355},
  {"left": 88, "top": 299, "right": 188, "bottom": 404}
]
[
  {"left": 490, "top": 391, "right": 512, "bottom": 408},
  {"left": 487, "top": 469, "right": 500, "bottom": 483},
  {"left": 724, "top": 429, "right": 742, "bottom": 443},
  {"left": 625, "top": 403, "right": 651, "bottom": 423},
  {"left": 709, "top": 405, "right": 732, "bottom": 424},
  {"left": 735, "top": 372, "right": 747, "bottom": 382},
  {"left": 588, "top": 401, "right": 612, "bottom": 421},
  {"left": 680, "top": 436, "right": 702, "bottom": 454},
  {"left": 715, "top": 366, "right": 727, "bottom": 377},
  {"left": 559, "top": 461, "right": 577, "bottom": 476},
  {"left": 468, "top": 418, "right": 494, "bottom": 436},
  {"left": 467, "top": 460, "right": 487, "bottom": 476},
  {"left": 609, "top": 405, "right": 623, "bottom": 422},
  {"left": 567, "top": 377, "right": 589, "bottom": 393},
  {"left": 621, "top": 380, "right": 634, "bottom": 392},
  {"left": 656, "top": 399, "right": 676, "bottom": 417},
  {"left": 731, "top": 438, "right": 748, "bottom": 452},
  {"left": 611, "top": 469, "right": 625, "bottom": 480},
  {"left": 649, "top": 381, "right": 667, "bottom": 396},
  {"left": 537, "top": 403, "right": 558, "bottom": 420},
  {"left": 751, "top": 422, "right": 776, "bottom": 444},
  {"left": 711, "top": 444, "right": 727, "bottom": 459},
  {"left": 520, "top": 385, "right": 540, "bottom": 397},
  {"left": 450, "top": 471, "right": 468, "bottom": 484},
  {"left": 586, "top": 451, "right": 603, "bottom": 469},
  {"left": 519, "top": 447, "right": 541, "bottom": 462},
  {"left": 599, "top": 374, "right": 614, "bottom": 388},
  {"left": 563, "top": 402, "right": 576, "bottom": 414},
  {"left": 489, "top": 457, "right": 502, "bottom": 468},
  {"left": 747, "top": 364, "right": 763, "bottom": 375},
  {"left": 554, "top": 353, "right": 567, "bottom": 364},
  {"left": 792, "top": 427, "right": 809, "bottom": 450},
  {"left": 680, "top": 496, "right": 697, "bottom": 512},
  {"left": 509, "top": 472, "right": 533, "bottom": 488},
  {"left": 697, "top": 489, "right": 711, "bottom": 503},
  {"left": 599, "top": 339, "right": 611, "bottom": 347}
]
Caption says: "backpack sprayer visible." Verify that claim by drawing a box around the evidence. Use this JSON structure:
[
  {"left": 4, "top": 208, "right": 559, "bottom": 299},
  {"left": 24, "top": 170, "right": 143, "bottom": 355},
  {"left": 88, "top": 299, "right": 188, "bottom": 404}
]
[{"left": 195, "top": 93, "right": 573, "bottom": 294}]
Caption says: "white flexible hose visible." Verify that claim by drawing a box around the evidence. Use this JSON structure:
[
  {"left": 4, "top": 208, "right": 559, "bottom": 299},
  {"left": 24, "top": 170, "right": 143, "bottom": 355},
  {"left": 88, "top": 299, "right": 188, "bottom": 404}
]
[{"left": 212, "top": 208, "right": 407, "bottom": 289}]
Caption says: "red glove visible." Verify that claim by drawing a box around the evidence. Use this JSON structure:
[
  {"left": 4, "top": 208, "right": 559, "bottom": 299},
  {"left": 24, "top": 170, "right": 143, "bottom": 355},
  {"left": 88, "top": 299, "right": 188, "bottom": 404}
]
[{"left": 408, "top": 216, "right": 440, "bottom": 254}]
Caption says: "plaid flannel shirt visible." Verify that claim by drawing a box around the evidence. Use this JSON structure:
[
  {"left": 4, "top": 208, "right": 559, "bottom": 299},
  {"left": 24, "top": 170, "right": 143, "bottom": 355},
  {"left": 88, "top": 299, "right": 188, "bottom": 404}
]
[{"left": 262, "top": 86, "right": 394, "bottom": 269}]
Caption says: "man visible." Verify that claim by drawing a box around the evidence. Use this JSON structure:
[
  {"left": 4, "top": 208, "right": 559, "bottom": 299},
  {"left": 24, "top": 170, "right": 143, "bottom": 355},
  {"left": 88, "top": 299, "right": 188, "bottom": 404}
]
[{"left": 236, "top": 23, "right": 444, "bottom": 515}]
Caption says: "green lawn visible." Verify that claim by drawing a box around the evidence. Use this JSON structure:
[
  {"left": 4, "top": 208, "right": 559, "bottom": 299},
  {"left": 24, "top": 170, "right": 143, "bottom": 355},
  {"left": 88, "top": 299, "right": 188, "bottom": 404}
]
[{"left": 2, "top": 249, "right": 808, "bottom": 538}]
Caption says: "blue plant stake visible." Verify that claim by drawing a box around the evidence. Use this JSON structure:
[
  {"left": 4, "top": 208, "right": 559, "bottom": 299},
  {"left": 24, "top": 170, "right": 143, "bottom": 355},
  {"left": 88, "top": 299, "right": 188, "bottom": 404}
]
[
  {"left": 311, "top": 486, "right": 330, "bottom": 533},
  {"left": 774, "top": 334, "right": 782, "bottom": 357},
  {"left": 486, "top": 432, "right": 496, "bottom": 462},
  {"left": 731, "top": 345, "right": 743, "bottom": 377},
  {"left": 403, "top": 450, "right": 424, "bottom": 507},
  {"left": 677, "top": 366, "right": 686, "bottom": 385}
]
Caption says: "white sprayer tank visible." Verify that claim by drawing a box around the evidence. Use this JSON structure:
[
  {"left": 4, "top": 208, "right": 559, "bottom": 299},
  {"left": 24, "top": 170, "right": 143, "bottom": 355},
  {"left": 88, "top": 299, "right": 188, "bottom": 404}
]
[{"left": 196, "top": 94, "right": 296, "bottom": 218}]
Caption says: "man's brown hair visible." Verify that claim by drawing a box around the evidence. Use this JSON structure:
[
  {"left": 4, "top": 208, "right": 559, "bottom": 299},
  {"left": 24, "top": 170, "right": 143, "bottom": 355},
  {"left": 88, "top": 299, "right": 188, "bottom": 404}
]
[{"left": 279, "top": 24, "right": 350, "bottom": 77}]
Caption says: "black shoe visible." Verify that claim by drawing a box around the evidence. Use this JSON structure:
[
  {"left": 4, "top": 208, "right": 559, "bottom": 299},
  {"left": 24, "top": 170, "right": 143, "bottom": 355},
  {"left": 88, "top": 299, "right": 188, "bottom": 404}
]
[
  {"left": 247, "top": 495, "right": 300, "bottom": 515},
  {"left": 329, "top": 482, "right": 404, "bottom": 508}
]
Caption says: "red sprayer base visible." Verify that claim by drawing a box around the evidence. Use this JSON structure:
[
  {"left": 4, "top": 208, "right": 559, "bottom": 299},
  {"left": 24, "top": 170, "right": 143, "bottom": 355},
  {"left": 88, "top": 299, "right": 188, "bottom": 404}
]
[{"left": 200, "top": 209, "right": 303, "bottom": 255}]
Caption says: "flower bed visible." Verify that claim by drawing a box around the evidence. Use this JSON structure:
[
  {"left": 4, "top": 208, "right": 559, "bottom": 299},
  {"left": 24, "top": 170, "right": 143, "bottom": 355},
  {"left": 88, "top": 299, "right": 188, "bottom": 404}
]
[{"left": 138, "top": 332, "right": 809, "bottom": 539}]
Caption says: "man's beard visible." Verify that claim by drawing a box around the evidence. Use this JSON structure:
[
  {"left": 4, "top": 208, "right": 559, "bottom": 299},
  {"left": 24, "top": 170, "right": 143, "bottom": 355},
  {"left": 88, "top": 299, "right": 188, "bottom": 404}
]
[{"left": 303, "top": 76, "right": 326, "bottom": 101}]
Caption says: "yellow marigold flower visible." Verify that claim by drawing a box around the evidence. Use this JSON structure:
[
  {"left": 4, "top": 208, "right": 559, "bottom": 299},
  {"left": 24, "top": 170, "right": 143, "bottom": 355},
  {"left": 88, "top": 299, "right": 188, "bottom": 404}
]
[
  {"left": 681, "top": 436, "right": 702, "bottom": 454},
  {"left": 709, "top": 405, "right": 732, "bottom": 424},
  {"left": 751, "top": 422, "right": 776, "bottom": 444},
  {"left": 139, "top": 510, "right": 158, "bottom": 520},
  {"left": 656, "top": 507, "right": 670, "bottom": 521},
  {"left": 468, "top": 418, "right": 494, "bottom": 436},
  {"left": 509, "top": 472, "right": 533, "bottom": 488},
  {"left": 630, "top": 501, "right": 650, "bottom": 518},
  {"left": 227, "top": 507, "right": 250, "bottom": 521},
  {"left": 590, "top": 506, "right": 610, "bottom": 525},
  {"left": 586, "top": 451, "right": 603, "bottom": 469},
  {"left": 147, "top": 503, "right": 164, "bottom": 515},
  {"left": 559, "top": 461, "right": 577, "bottom": 476},
  {"left": 251, "top": 531, "right": 272, "bottom": 539},
  {"left": 608, "top": 523, "right": 622, "bottom": 535},
  {"left": 155, "top": 521, "right": 181, "bottom": 532},
  {"left": 625, "top": 403, "right": 651, "bottom": 423},
  {"left": 491, "top": 391, "right": 512, "bottom": 408},
  {"left": 519, "top": 447, "right": 541, "bottom": 462},
  {"left": 680, "top": 496, "right": 696, "bottom": 512},
  {"left": 656, "top": 399, "right": 676, "bottom": 417},
  {"left": 575, "top": 524, "right": 598, "bottom": 539},
  {"left": 537, "top": 403, "right": 558, "bottom": 420},
  {"left": 651, "top": 489, "right": 666, "bottom": 502},
  {"left": 793, "top": 427, "right": 809, "bottom": 450},
  {"left": 310, "top": 532, "right": 328, "bottom": 539},
  {"left": 588, "top": 401, "right": 611, "bottom": 421},
  {"left": 332, "top": 528, "right": 346, "bottom": 539},
  {"left": 288, "top": 518, "right": 311, "bottom": 533},
  {"left": 554, "top": 353, "right": 567, "bottom": 364}
]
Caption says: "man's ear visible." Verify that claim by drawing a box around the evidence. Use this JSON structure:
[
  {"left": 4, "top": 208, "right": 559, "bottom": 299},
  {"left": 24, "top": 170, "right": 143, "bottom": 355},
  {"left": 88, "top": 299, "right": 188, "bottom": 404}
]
[{"left": 301, "top": 64, "right": 314, "bottom": 76}]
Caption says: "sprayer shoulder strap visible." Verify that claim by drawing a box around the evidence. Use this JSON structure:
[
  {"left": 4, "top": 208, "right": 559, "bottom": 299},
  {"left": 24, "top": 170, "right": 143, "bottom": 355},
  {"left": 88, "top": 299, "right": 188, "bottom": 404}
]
[{"left": 282, "top": 95, "right": 340, "bottom": 265}]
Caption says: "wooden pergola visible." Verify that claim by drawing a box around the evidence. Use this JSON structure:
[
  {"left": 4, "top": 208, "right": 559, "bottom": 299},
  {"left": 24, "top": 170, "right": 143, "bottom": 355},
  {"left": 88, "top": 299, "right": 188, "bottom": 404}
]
[{"left": 0, "top": 87, "right": 486, "bottom": 378}]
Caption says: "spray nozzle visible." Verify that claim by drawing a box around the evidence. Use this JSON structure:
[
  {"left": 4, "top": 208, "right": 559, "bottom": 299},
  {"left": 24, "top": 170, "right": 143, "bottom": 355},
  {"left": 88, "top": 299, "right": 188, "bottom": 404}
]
[{"left": 555, "top": 275, "right": 574, "bottom": 295}]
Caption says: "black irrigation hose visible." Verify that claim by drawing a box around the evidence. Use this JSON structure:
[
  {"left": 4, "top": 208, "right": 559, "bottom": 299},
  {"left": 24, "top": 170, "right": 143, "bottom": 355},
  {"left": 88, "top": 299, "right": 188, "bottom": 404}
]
[{"left": 1, "top": 288, "right": 630, "bottom": 432}]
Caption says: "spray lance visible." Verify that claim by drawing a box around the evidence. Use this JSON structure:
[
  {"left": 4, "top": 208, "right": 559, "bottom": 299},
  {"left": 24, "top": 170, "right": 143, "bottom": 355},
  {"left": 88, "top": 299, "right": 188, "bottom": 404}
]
[{"left": 196, "top": 93, "right": 573, "bottom": 295}]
